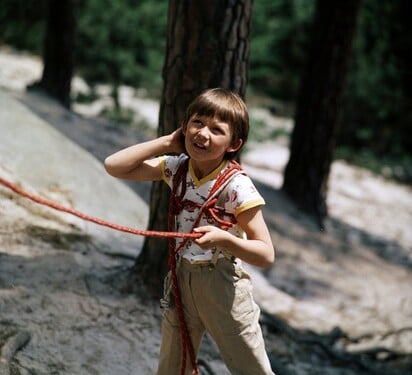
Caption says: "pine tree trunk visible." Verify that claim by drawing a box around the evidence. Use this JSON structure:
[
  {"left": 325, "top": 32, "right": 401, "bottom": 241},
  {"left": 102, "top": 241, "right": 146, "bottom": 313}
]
[
  {"left": 34, "top": 0, "right": 76, "bottom": 108},
  {"left": 134, "top": 0, "right": 252, "bottom": 294},
  {"left": 282, "top": 0, "right": 361, "bottom": 227}
]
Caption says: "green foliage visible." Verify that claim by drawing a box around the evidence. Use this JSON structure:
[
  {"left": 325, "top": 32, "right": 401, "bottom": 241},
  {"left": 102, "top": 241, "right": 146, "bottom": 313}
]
[
  {"left": 248, "top": 116, "right": 289, "bottom": 143},
  {"left": 249, "top": 0, "right": 411, "bottom": 182},
  {"left": 101, "top": 107, "right": 135, "bottom": 126},
  {"left": 0, "top": 0, "right": 167, "bottom": 96},
  {"left": 338, "top": 0, "right": 412, "bottom": 178},
  {"left": 74, "top": 91, "right": 99, "bottom": 104},
  {"left": 0, "top": 0, "right": 410, "bottom": 181},
  {"left": 249, "top": 0, "right": 314, "bottom": 100},
  {"left": 0, "top": 0, "right": 47, "bottom": 53},
  {"left": 76, "top": 0, "right": 167, "bottom": 94},
  {"left": 341, "top": 0, "right": 402, "bottom": 146}
]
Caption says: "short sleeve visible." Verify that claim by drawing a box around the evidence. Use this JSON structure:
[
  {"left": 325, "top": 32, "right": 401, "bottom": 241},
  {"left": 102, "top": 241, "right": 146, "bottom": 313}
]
[
  {"left": 159, "top": 154, "right": 188, "bottom": 189},
  {"left": 222, "top": 173, "right": 265, "bottom": 217}
]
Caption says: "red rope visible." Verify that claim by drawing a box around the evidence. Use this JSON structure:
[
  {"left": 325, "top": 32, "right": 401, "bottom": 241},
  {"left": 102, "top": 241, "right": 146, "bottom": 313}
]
[
  {"left": 0, "top": 176, "right": 201, "bottom": 240},
  {"left": 167, "top": 159, "right": 244, "bottom": 375},
  {"left": 0, "top": 160, "right": 244, "bottom": 375},
  {"left": 168, "top": 159, "right": 198, "bottom": 374}
]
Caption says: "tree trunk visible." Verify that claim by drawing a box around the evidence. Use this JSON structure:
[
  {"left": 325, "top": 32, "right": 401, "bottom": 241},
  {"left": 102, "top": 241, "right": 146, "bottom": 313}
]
[
  {"left": 134, "top": 0, "right": 252, "bottom": 294},
  {"left": 282, "top": 0, "right": 361, "bottom": 227},
  {"left": 32, "top": 0, "right": 76, "bottom": 108}
]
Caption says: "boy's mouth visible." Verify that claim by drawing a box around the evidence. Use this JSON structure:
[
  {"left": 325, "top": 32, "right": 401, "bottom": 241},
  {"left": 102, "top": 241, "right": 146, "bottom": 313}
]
[{"left": 193, "top": 141, "right": 207, "bottom": 150}]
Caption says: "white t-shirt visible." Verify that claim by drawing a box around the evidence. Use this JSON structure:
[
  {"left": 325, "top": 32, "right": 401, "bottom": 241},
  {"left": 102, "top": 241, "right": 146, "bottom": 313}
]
[{"left": 160, "top": 154, "right": 265, "bottom": 264}]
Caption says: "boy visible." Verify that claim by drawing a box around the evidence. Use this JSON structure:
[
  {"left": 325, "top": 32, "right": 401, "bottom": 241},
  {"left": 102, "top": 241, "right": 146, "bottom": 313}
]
[{"left": 104, "top": 88, "right": 275, "bottom": 374}]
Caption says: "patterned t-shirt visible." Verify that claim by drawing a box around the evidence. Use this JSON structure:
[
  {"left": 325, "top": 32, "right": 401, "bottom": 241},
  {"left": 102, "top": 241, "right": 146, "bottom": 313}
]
[{"left": 160, "top": 154, "right": 265, "bottom": 264}]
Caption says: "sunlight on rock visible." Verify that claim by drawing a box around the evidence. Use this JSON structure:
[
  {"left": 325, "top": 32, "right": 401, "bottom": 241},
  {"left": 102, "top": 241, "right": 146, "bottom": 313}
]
[{"left": 0, "top": 91, "right": 148, "bottom": 258}]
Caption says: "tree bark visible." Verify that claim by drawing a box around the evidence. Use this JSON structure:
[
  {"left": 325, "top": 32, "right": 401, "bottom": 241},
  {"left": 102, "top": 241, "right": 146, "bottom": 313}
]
[
  {"left": 282, "top": 0, "right": 361, "bottom": 227},
  {"left": 134, "top": 0, "right": 252, "bottom": 293},
  {"left": 31, "top": 0, "right": 76, "bottom": 108}
]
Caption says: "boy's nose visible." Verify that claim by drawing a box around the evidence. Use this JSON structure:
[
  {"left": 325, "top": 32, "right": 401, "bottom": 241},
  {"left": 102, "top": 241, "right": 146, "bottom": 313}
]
[{"left": 197, "top": 127, "right": 210, "bottom": 139}]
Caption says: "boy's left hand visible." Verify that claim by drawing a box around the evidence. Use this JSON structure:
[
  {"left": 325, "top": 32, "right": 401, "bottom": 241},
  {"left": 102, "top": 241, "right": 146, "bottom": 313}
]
[{"left": 193, "top": 226, "right": 230, "bottom": 249}]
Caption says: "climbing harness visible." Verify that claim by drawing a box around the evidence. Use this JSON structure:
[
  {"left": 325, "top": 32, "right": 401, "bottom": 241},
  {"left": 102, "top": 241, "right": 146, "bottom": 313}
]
[{"left": 166, "top": 158, "right": 245, "bottom": 375}]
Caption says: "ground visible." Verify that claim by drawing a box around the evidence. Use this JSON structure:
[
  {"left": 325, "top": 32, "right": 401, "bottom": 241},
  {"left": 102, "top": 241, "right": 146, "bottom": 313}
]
[{"left": 0, "top": 48, "right": 411, "bottom": 375}]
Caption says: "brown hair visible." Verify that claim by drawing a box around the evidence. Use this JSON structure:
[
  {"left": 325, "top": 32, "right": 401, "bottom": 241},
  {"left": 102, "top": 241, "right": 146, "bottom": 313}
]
[{"left": 182, "top": 88, "right": 249, "bottom": 160}]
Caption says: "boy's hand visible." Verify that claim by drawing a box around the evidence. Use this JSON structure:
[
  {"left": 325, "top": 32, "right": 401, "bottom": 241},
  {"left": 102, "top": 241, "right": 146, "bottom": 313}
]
[
  {"left": 193, "top": 226, "right": 231, "bottom": 249},
  {"left": 168, "top": 127, "right": 186, "bottom": 155}
]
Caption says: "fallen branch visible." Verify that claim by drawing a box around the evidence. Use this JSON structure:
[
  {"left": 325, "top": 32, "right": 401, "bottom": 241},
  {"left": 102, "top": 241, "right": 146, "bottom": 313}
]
[{"left": 0, "top": 331, "right": 31, "bottom": 375}]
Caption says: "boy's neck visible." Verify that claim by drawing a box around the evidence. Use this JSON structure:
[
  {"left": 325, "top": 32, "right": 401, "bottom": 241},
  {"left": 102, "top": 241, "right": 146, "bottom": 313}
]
[{"left": 190, "top": 158, "right": 227, "bottom": 181}]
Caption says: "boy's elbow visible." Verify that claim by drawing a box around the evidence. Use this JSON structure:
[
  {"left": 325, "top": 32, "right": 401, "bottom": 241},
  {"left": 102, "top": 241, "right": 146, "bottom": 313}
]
[
  {"left": 104, "top": 157, "right": 117, "bottom": 177},
  {"left": 260, "top": 247, "right": 275, "bottom": 269},
  {"left": 104, "top": 157, "right": 112, "bottom": 174}
]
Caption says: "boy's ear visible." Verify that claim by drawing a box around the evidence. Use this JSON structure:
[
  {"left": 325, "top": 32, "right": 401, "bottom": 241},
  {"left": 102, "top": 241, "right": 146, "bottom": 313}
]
[
  {"left": 181, "top": 121, "right": 187, "bottom": 135},
  {"left": 227, "top": 139, "right": 243, "bottom": 153}
]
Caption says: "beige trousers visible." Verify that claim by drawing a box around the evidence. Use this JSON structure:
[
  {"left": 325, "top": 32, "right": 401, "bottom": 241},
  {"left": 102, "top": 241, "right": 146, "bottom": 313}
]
[{"left": 156, "top": 258, "right": 274, "bottom": 375}]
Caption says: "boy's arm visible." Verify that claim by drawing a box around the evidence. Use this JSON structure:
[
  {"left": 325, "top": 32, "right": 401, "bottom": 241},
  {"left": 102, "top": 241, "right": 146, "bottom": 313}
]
[
  {"left": 194, "top": 206, "right": 275, "bottom": 269},
  {"left": 104, "top": 128, "right": 185, "bottom": 181}
]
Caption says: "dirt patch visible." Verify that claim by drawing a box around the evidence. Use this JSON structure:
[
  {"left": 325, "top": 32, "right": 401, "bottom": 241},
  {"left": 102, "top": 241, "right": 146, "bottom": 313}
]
[{"left": 24, "top": 225, "right": 91, "bottom": 250}]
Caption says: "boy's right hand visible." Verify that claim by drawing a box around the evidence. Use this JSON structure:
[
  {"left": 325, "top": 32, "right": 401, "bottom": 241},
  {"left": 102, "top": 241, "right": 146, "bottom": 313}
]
[{"left": 169, "top": 127, "right": 186, "bottom": 155}]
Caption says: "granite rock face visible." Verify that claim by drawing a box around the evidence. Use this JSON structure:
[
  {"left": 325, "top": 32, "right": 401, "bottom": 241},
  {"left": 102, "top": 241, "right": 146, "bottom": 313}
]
[{"left": 0, "top": 90, "right": 148, "bottom": 258}]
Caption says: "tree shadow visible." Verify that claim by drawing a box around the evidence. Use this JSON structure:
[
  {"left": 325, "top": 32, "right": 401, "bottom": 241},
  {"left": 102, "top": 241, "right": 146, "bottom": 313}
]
[
  {"left": 254, "top": 179, "right": 411, "bottom": 272},
  {"left": 260, "top": 311, "right": 412, "bottom": 375},
  {"left": 0, "top": 229, "right": 160, "bottom": 374},
  {"left": 245, "top": 179, "right": 412, "bottom": 374}
]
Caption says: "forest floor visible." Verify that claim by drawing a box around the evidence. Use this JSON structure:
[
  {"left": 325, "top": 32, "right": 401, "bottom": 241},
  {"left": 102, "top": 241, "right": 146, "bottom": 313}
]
[{"left": 0, "top": 47, "right": 412, "bottom": 375}]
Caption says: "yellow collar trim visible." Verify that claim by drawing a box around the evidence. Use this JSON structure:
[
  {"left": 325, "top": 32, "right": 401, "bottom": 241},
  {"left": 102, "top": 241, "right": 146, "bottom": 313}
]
[{"left": 189, "top": 159, "right": 228, "bottom": 187}]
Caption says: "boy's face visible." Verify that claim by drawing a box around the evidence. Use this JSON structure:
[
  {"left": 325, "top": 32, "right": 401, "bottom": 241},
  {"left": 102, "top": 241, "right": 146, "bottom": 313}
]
[{"left": 183, "top": 114, "right": 242, "bottom": 166}]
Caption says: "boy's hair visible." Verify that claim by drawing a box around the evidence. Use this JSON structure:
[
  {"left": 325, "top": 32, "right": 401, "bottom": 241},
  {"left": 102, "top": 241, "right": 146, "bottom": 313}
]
[{"left": 183, "top": 88, "right": 249, "bottom": 160}]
